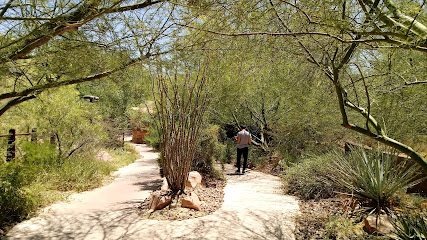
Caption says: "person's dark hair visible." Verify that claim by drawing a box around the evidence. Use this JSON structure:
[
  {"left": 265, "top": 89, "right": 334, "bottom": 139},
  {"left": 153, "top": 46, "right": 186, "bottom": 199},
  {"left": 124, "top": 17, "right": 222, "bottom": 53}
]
[{"left": 240, "top": 125, "right": 247, "bottom": 130}]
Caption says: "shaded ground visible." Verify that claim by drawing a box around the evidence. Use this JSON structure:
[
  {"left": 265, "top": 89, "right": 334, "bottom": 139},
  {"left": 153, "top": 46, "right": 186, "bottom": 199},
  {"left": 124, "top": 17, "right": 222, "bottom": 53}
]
[{"left": 5, "top": 144, "right": 300, "bottom": 240}]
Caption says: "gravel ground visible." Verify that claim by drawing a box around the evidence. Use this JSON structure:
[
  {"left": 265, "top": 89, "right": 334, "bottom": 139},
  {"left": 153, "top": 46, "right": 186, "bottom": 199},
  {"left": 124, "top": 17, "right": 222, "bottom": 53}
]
[{"left": 138, "top": 177, "right": 226, "bottom": 220}]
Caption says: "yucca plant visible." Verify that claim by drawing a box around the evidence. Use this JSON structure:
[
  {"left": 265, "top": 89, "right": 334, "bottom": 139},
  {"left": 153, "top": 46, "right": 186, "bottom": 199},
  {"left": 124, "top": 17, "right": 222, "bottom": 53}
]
[
  {"left": 390, "top": 212, "right": 427, "bottom": 240},
  {"left": 330, "top": 146, "right": 423, "bottom": 215}
]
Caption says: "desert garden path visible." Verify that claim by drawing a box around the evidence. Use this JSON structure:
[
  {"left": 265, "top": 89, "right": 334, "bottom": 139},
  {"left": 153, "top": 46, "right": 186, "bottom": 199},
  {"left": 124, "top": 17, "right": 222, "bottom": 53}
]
[{"left": 5, "top": 143, "right": 300, "bottom": 240}]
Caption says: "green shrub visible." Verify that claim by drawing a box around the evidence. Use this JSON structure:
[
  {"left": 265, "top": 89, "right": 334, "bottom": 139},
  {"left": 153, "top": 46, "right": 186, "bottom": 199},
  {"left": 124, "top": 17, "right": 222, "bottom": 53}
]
[
  {"left": 21, "top": 142, "right": 58, "bottom": 168},
  {"left": 247, "top": 147, "right": 268, "bottom": 169},
  {"left": 0, "top": 162, "right": 38, "bottom": 229},
  {"left": 123, "top": 142, "right": 138, "bottom": 155},
  {"left": 144, "top": 124, "right": 160, "bottom": 150},
  {"left": 224, "top": 139, "right": 235, "bottom": 164},
  {"left": 324, "top": 216, "right": 366, "bottom": 239},
  {"left": 0, "top": 141, "right": 139, "bottom": 231},
  {"left": 330, "top": 147, "right": 423, "bottom": 215},
  {"left": 51, "top": 155, "right": 114, "bottom": 192},
  {"left": 192, "top": 124, "right": 225, "bottom": 177},
  {"left": 108, "top": 148, "right": 139, "bottom": 169},
  {"left": 282, "top": 152, "right": 338, "bottom": 200}
]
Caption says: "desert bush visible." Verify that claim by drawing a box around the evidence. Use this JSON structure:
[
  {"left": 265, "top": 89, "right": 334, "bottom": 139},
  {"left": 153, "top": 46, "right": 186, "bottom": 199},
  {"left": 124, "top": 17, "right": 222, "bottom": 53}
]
[
  {"left": 282, "top": 152, "right": 338, "bottom": 200},
  {"left": 144, "top": 123, "right": 160, "bottom": 151},
  {"left": 21, "top": 142, "right": 58, "bottom": 170},
  {"left": 107, "top": 147, "right": 139, "bottom": 169},
  {"left": 0, "top": 162, "right": 38, "bottom": 230},
  {"left": 51, "top": 155, "right": 114, "bottom": 192},
  {"left": 323, "top": 216, "right": 366, "bottom": 239},
  {"left": 192, "top": 124, "right": 225, "bottom": 177},
  {"left": 224, "top": 139, "right": 235, "bottom": 164},
  {"left": 0, "top": 142, "right": 139, "bottom": 231},
  {"left": 246, "top": 147, "right": 268, "bottom": 169},
  {"left": 330, "top": 147, "right": 423, "bottom": 215}
]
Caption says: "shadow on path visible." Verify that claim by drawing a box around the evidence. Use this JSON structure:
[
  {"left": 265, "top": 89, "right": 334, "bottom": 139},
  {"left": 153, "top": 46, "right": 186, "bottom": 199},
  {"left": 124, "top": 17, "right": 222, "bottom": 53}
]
[{"left": 5, "top": 144, "right": 300, "bottom": 240}]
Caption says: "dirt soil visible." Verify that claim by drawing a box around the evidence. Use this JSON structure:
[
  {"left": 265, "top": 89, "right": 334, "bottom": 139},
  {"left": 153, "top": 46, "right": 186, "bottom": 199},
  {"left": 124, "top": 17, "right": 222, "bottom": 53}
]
[
  {"left": 138, "top": 177, "right": 226, "bottom": 220},
  {"left": 295, "top": 198, "right": 347, "bottom": 240}
]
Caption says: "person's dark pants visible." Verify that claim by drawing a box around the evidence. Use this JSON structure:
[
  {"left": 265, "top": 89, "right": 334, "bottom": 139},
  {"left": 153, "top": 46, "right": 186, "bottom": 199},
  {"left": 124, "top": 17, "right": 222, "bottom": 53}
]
[{"left": 237, "top": 147, "right": 248, "bottom": 172}]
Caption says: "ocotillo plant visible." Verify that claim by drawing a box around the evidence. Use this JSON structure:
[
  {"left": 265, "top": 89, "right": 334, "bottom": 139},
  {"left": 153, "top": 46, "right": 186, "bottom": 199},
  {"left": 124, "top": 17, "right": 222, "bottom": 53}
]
[{"left": 153, "top": 69, "right": 212, "bottom": 196}]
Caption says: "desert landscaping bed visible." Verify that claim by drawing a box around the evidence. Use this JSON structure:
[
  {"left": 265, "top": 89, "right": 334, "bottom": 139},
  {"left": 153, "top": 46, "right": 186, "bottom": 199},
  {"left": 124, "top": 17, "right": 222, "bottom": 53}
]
[{"left": 138, "top": 176, "right": 226, "bottom": 220}]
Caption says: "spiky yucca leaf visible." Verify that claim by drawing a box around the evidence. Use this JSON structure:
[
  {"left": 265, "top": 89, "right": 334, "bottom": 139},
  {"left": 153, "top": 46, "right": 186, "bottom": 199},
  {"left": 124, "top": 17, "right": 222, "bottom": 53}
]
[
  {"left": 330, "top": 147, "right": 423, "bottom": 214},
  {"left": 390, "top": 213, "right": 427, "bottom": 240}
]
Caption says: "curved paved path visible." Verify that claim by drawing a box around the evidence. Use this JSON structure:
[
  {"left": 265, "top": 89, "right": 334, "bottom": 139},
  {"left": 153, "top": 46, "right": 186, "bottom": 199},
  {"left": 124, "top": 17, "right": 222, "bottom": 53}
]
[{"left": 6, "top": 144, "right": 300, "bottom": 240}]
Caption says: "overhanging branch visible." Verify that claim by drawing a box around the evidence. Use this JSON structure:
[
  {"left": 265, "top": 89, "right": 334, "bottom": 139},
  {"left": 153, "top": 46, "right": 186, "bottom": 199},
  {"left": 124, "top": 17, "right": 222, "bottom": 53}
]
[
  {"left": 178, "top": 24, "right": 427, "bottom": 53},
  {"left": 0, "top": 95, "right": 37, "bottom": 116},
  {"left": 0, "top": 51, "right": 168, "bottom": 102}
]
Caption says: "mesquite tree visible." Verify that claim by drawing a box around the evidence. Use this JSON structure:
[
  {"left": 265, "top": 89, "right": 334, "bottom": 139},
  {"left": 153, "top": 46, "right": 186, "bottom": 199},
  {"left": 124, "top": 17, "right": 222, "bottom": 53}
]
[{"left": 153, "top": 70, "right": 212, "bottom": 196}]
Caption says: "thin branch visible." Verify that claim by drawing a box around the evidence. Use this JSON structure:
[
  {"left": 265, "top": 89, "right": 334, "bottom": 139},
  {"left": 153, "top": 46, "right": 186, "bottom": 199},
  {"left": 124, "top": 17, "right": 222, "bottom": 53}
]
[
  {"left": 0, "top": 0, "right": 14, "bottom": 17},
  {"left": 0, "top": 50, "right": 168, "bottom": 101},
  {"left": 277, "top": 0, "right": 315, "bottom": 23},
  {"left": 268, "top": 0, "right": 333, "bottom": 80},
  {"left": 353, "top": 63, "right": 371, "bottom": 131},
  {"left": 405, "top": 0, "right": 426, "bottom": 37},
  {"left": 177, "top": 24, "right": 427, "bottom": 53},
  {"left": 67, "top": 140, "right": 90, "bottom": 158},
  {"left": 102, "top": 0, "right": 164, "bottom": 13},
  {"left": 404, "top": 81, "right": 427, "bottom": 86},
  {"left": 0, "top": 16, "right": 54, "bottom": 20}
]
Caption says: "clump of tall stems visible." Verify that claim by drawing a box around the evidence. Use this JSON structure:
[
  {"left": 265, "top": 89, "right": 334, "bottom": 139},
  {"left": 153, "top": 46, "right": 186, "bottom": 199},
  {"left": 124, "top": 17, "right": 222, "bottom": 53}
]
[{"left": 153, "top": 69, "right": 212, "bottom": 196}]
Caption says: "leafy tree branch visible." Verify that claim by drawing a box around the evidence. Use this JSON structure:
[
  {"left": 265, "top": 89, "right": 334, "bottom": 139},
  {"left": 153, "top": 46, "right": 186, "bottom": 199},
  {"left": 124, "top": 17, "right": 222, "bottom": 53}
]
[{"left": 0, "top": 0, "right": 165, "bottom": 63}]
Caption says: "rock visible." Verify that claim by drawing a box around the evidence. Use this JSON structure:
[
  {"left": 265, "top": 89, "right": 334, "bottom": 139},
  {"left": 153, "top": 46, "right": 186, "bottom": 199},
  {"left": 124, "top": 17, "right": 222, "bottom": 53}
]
[
  {"left": 364, "top": 215, "right": 395, "bottom": 234},
  {"left": 181, "top": 192, "right": 201, "bottom": 211},
  {"left": 149, "top": 193, "right": 171, "bottom": 210},
  {"left": 96, "top": 151, "right": 113, "bottom": 161},
  {"left": 161, "top": 178, "right": 169, "bottom": 193},
  {"left": 186, "top": 171, "right": 203, "bottom": 188}
]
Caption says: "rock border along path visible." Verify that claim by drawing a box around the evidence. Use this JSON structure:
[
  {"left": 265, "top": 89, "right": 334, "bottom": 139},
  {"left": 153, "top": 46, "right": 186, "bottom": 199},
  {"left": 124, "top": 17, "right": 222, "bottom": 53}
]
[{"left": 6, "top": 144, "right": 300, "bottom": 240}]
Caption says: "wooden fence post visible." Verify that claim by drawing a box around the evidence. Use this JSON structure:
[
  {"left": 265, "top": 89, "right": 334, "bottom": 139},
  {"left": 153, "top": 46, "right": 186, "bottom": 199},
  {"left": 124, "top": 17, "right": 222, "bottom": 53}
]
[
  {"left": 31, "top": 128, "right": 37, "bottom": 142},
  {"left": 50, "top": 134, "right": 56, "bottom": 144},
  {"left": 6, "top": 129, "right": 16, "bottom": 162}
]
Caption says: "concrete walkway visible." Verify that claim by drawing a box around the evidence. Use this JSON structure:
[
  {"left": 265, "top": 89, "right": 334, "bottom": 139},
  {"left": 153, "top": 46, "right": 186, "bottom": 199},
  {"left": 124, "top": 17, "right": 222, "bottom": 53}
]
[{"left": 5, "top": 144, "right": 300, "bottom": 240}]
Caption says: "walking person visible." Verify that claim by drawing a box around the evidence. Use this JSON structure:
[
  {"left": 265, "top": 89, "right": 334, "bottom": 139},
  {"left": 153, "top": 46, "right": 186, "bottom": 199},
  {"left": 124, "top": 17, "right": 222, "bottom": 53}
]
[{"left": 235, "top": 125, "right": 251, "bottom": 174}]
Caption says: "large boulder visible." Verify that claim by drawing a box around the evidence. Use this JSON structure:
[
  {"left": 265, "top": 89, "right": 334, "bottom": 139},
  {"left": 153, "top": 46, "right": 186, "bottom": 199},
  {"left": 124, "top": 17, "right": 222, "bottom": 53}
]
[
  {"left": 149, "top": 193, "right": 172, "bottom": 210},
  {"left": 96, "top": 151, "right": 113, "bottom": 162},
  {"left": 181, "top": 192, "right": 201, "bottom": 211},
  {"left": 186, "top": 171, "right": 203, "bottom": 188},
  {"left": 364, "top": 215, "right": 395, "bottom": 234}
]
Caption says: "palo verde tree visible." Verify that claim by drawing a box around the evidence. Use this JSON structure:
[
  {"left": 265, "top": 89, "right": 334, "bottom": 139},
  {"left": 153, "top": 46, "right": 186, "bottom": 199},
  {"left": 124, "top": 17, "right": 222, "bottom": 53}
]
[
  {"left": 0, "top": 0, "right": 181, "bottom": 116},
  {"left": 153, "top": 66, "right": 213, "bottom": 196},
  {"left": 178, "top": 0, "right": 427, "bottom": 171}
]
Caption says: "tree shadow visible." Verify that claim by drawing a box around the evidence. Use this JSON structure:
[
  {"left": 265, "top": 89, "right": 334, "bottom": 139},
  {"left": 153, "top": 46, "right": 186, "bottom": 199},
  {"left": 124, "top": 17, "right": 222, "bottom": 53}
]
[
  {"left": 5, "top": 207, "right": 297, "bottom": 240},
  {"left": 133, "top": 179, "right": 163, "bottom": 191}
]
